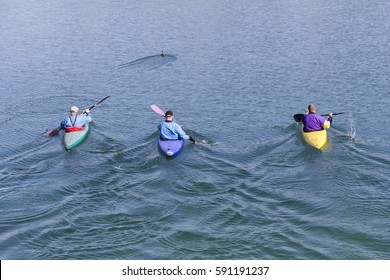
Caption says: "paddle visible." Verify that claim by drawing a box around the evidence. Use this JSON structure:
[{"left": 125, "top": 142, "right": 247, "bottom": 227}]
[
  {"left": 150, "top": 104, "right": 165, "bottom": 117},
  {"left": 294, "top": 112, "right": 345, "bottom": 122},
  {"left": 44, "top": 96, "right": 110, "bottom": 137},
  {"left": 85, "top": 95, "right": 110, "bottom": 113}
]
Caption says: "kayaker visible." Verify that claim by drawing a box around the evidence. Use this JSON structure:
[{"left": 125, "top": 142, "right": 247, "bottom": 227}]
[
  {"left": 302, "top": 103, "right": 333, "bottom": 132},
  {"left": 158, "top": 110, "right": 195, "bottom": 143},
  {"left": 60, "top": 106, "right": 92, "bottom": 132}
]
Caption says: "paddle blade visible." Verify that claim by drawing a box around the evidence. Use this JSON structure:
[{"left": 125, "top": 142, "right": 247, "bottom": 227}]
[
  {"left": 44, "top": 128, "right": 60, "bottom": 137},
  {"left": 294, "top": 114, "right": 304, "bottom": 122},
  {"left": 151, "top": 104, "right": 165, "bottom": 117}
]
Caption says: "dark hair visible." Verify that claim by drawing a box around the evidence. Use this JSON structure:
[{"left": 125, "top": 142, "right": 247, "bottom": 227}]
[
  {"left": 165, "top": 110, "right": 173, "bottom": 117},
  {"left": 308, "top": 104, "right": 316, "bottom": 113}
]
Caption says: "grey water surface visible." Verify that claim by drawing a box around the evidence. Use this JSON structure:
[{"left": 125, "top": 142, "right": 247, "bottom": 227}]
[{"left": 0, "top": 0, "right": 389, "bottom": 259}]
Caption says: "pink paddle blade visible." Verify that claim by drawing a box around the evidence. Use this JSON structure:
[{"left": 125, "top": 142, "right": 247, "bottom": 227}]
[{"left": 151, "top": 104, "right": 165, "bottom": 116}]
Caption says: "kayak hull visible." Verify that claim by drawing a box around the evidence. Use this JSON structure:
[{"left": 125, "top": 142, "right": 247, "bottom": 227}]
[
  {"left": 158, "top": 139, "right": 184, "bottom": 157},
  {"left": 64, "top": 123, "right": 90, "bottom": 150},
  {"left": 301, "top": 126, "right": 327, "bottom": 149}
]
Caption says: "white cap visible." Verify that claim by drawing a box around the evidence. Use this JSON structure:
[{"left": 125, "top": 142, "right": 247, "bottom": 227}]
[{"left": 70, "top": 106, "right": 79, "bottom": 112}]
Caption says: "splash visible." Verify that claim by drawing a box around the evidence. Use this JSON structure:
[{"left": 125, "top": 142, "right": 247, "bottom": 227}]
[
  {"left": 346, "top": 112, "right": 357, "bottom": 141},
  {"left": 196, "top": 139, "right": 219, "bottom": 147}
]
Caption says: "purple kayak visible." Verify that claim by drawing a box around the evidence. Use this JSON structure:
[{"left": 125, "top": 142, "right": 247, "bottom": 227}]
[{"left": 158, "top": 139, "right": 184, "bottom": 157}]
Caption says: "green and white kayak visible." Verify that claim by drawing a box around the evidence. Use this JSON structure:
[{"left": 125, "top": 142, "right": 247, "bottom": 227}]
[{"left": 64, "top": 123, "right": 90, "bottom": 150}]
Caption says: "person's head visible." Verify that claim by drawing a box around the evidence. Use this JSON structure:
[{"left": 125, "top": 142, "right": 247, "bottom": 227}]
[
  {"left": 308, "top": 103, "right": 317, "bottom": 113},
  {"left": 70, "top": 106, "right": 79, "bottom": 115},
  {"left": 165, "top": 110, "right": 173, "bottom": 121}
]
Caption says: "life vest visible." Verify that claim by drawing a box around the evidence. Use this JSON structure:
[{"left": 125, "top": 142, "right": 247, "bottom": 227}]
[
  {"left": 65, "top": 115, "right": 85, "bottom": 132},
  {"left": 65, "top": 126, "right": 85, "bottom": 132}
]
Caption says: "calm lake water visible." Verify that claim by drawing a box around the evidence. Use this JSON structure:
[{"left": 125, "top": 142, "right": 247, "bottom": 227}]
[{"left": 0, "top": 0, "right": 389, "bottom": 259}]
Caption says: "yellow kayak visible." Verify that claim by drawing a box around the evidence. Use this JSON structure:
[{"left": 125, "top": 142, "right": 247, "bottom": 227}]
[{"left": 301, "top": 126, "right": 327, "bottom": 149}]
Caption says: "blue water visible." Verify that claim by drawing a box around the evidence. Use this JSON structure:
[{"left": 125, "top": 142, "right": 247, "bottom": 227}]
[{"left": 0, "top": 0, "right": 389, "bottom": 259}]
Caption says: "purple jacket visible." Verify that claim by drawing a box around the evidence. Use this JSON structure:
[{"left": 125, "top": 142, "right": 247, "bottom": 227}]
[{"left": 302, "top": 113, "right": 332, "bottom": 132}]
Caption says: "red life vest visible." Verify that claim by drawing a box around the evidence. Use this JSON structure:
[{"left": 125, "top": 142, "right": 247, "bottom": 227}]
[{"left": 65, "top": 126, "right": 85, "bottom": 132}]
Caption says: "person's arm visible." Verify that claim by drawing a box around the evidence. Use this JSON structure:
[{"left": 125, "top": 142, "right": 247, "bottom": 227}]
[
  {"left": 59, "top": 118, "right": 67, "bottom": 130},
  {"left": 328, "top": 112, "right": 333, "bottom": 124},
  {"left": 323, "top": 113, "right": 333, "bottom": 129},
  {"left": 175, "top": 124, "right": 196, "bottom": 143},
  {"left": 83, "top": 109, "right": 92, "bottom": 122},
  {"left": 174, "top": 124, "right": 190, "bottom": 140}
]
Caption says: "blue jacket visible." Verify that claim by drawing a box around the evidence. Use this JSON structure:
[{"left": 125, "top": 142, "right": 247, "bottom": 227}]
[
  {"left": 60, "top": 114, "right": 92, "bottom": 130},
  {"left": 158, "top": 121, "right": 190, "bottom": 140}
]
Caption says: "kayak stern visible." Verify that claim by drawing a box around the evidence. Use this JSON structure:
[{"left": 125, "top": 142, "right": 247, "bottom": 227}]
[
  {"left": 158, "top": 139, "right": 184, "bottom": 157},
  {"left": 301, "top": 126, "right": 327, "bottom": 149},
  {"left": 64, "top": 123, "right": 90, "bottom": 150}
]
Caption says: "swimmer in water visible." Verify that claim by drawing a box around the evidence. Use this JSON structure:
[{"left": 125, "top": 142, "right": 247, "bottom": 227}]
[{"left": 160, "top": 50, "right": 165, "bottom": 57}]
